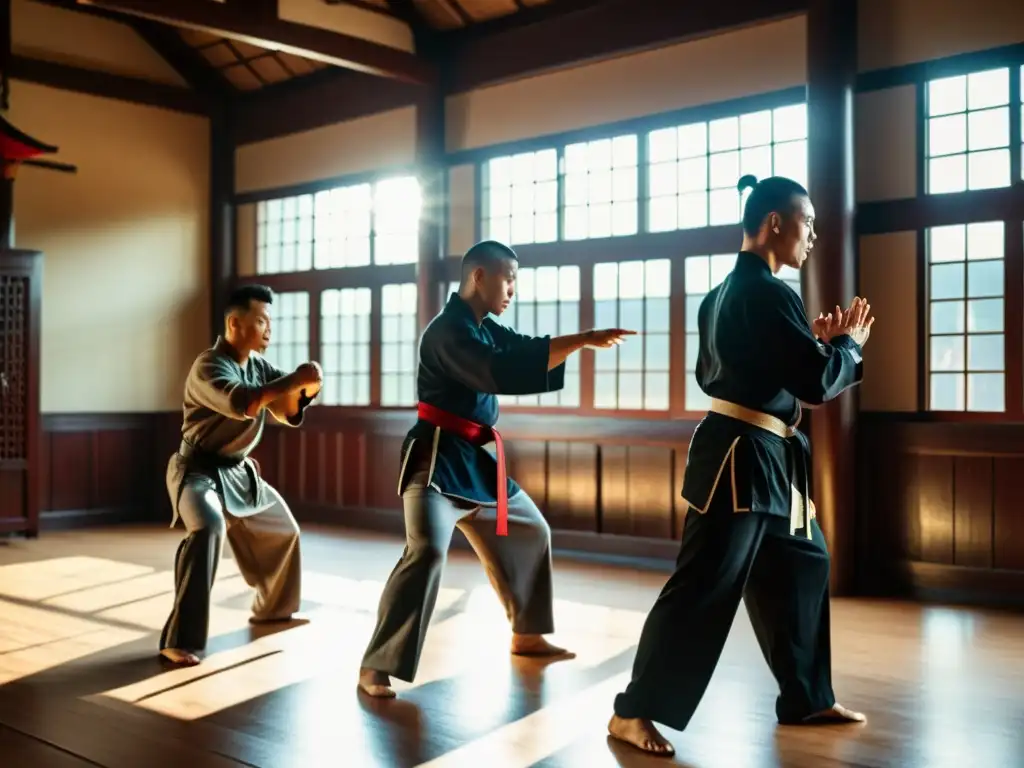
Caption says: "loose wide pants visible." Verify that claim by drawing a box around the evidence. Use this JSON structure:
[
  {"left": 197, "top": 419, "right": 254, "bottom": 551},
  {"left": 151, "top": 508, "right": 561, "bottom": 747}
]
[
  {"left": 361, "top": 469, "right": 555, "bottom": 682},
  {"left": 160, "top": 473, "right": 302, "bottom": 652},
  {"left": 613, "top": 499, "right": 835, "bottom": 731}
]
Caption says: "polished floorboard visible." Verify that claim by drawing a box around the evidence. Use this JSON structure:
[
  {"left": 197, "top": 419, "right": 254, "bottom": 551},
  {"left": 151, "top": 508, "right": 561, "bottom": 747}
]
[{"left": 0, "top": 524, "right": 1021, "bottom": 767}]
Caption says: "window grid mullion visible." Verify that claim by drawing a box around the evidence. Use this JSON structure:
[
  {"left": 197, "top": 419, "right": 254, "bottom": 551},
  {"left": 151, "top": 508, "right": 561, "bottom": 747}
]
[
  {"left": 1005, "top": 214, "right": 1024, "bottom": 415},
  {"left": 1010, "top": 64, "right": 1022, "bottom": 184}
]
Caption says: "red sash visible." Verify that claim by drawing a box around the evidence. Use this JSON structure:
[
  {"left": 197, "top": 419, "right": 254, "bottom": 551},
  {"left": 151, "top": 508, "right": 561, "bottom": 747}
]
[{"left": 417, "top": 401, "right": 508, "bottom": 536}]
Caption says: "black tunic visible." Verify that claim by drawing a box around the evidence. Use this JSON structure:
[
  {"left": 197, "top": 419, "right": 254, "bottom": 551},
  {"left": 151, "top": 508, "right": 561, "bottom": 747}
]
[
  {"left": 398, "top": 293, "right": 566, "bottom": 504},
  {"left": 681, "top": 251, "right": 863, "bottom": 521}
]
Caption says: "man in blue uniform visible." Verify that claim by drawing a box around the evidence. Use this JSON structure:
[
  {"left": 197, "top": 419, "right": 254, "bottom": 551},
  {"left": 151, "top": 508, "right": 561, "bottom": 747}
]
[
  {"left": 358, "top": 240, "right": 634, "bottom": 698},
  {"left": 608, "top": 175, "right": 874, "bottom": 756}
]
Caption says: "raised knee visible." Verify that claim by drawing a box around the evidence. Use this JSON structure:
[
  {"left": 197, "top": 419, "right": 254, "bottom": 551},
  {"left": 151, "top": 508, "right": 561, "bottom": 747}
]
[
  {"left": 408, "top": 540, "right": 446, "bottom": 569},
  {"left": 180, "top": 483, "right": 228, "bottom": 537},
  {"left": 525, "top": 515, "right": 552, "bottom": 549},
  {"left": 200, "top": 514, "right": 227, "bottom": 539},
  {"left": 192, "top": 506, "right": 227, "bottom": 538}
]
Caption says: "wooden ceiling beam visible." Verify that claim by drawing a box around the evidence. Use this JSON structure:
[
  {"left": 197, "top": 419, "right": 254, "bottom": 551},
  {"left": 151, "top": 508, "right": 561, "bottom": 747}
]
[
  {"left": 442, "top": 0, "right": 808, "bottom": 93},
  {"left": 7, "top": 54, "right": 207, "bottom": 114},
  {"left": 127, "top": 19, "right": 233, "bottom": 98},
  {"left": 322, "top": 0, "right": 403, "bottom": 23},
  {"left": 77, "top": 0, "right": 435, "bottom": 84}
]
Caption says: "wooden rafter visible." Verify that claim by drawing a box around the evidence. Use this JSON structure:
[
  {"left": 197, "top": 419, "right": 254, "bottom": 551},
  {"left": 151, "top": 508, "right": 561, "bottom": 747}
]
[
  {"left": 443, "top": 0, "right": 807, "bottom": 92},
  {"left": 322, "top": 0, "right": 401, "bottom": 22},
  {"left": 76, "top": 0, "right": 435, "bottom": 84},
  {"left": 127, "top": 19, "right": 234, "bottom": 98}
]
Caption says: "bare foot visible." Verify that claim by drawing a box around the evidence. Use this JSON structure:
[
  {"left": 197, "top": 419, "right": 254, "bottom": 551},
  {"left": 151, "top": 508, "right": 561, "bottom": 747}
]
[
  {"left": 357, "top": 668, "right": 396, "bottom": 699},
  {"left": 159, "top": 648, "right": 201, "bottom": 666},
  {"left": 607, "top": 714, "right": 675, "bottom": 756},
  {"left": 510, "top": 634, "right": 576, "bottom": 658},
  {"left": 249, "top": 611, "right": 311, "bottom": 626},
  {"left": 800, "top": 703, "right": 866, "bottom": 724}
]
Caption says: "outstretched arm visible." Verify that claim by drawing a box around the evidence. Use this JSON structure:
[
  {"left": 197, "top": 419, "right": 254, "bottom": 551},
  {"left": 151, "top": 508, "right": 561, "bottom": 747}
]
[
  {"left": 547, "top": 329, "right": 636, "bottom": 370},
  {"left": 432, "top": 323, "right": 559, "bottom": 396}
]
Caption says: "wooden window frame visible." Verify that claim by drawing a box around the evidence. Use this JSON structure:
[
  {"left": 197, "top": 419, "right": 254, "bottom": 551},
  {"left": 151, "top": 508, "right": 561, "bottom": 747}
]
[
  {"left": 911, "top": 54, "right": 1024, "bottom": 422},
  {"left": 237, "top": 168, "right": 422, "bottom": 413},
  {"left": 468, "top": 89, "right": 808, "bottom": 421},
  {"left": 228, "top": 44, "right": 1024, "bottom": 425}
]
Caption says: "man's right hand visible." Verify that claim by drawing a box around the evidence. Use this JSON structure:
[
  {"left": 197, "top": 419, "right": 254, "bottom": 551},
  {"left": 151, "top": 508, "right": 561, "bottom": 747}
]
[
  {"left": 834, "top": 297, "right": 874, "bottom": 347},
  {"left": 584, "top": 329, "right": 637, "bottom": 349},
  {"left": 295, "top": 361, "right": 323, "bottom": 389}
]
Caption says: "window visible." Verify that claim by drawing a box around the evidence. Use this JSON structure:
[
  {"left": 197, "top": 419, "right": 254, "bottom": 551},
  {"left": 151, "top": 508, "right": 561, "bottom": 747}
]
[
  {"left": 926, "top": 68, "right": 1011, "bottom": 194},
  {"left": 483, "top": 149, "right": 558, "bottom": 245},
  {"left": 496, "top": 266, "right": 581, "bottom": 407},
  {"left": 684, "top": 254, "right": 735, "bottom": 411},
  {"left": 926, "top": 222, "right": 1004, "bottom": 412},
  {"left": 313, "top": 183, "right": 372, "bottom": 269},
  {"left": 593, "top": 259, "right": 670, "bottom": 410},
  {"left": 261, "top": 291, "right": 310, "bottom": 374},
  {"left": 563, "top": 135, "right": 638, "bottom": 240},
  {"left": 257, "top": 196, "right": 314, "bottom": 274},
  {"left": 380, "top": 283, "right": 418, "bottom": 406},
  {"left": 255, "top": 175, "right": 422, "bottom": 275},
  {"left": 373, "top": 177, "right": 421, "bottom": 265},
  {"left": 646, "top": 103, "right": 807, "bottom": 232},
  {"left": 320, "top": 288, "right": 371, "bottom": 406}
]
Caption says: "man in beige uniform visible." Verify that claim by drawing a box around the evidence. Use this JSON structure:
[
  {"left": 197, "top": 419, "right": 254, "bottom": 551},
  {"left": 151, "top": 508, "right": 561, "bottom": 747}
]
[{"left": 160, "top": 284, "right": 322, "bottom": 666}]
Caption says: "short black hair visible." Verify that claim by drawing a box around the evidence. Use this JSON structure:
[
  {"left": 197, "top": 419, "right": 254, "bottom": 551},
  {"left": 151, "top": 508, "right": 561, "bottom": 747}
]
[
  {"left": 225, "top": 284, "right": 273, "bottom": 316},
  {"left": 460, "top": 240, "right": 518, "bottom": 284},
  {"left": 738, "top": 174, "right": 809, "bottom": 236}
]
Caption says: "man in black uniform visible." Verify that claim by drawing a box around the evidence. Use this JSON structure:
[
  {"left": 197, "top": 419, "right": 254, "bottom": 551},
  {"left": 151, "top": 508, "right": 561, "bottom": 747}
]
[
  {"left": 608, "top": 175, "right": 873, "bottom": 756},
  {"left": 358, "top": 240, "right": 634, "bottom": 699}
]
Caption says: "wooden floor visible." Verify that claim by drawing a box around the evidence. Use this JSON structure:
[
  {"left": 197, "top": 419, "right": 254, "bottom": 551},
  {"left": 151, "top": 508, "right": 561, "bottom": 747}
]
[{"left": 0, "top": 526, "right": 1022, "bottom": 768}]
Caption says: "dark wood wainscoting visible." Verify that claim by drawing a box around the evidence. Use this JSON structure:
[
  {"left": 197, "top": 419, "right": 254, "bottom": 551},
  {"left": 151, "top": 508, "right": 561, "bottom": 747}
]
[
  {"left": 859, "top": 415, "right": 1024, "bottom": 608},
  {"left": 250, "top": 409, "right": 696, "bottom": 566},
  {"left": 33, "top": 409, "right": 1024, "bottom": 609},
  {"left": 39, "top": 412, "right": 181, "bottom": 530}
]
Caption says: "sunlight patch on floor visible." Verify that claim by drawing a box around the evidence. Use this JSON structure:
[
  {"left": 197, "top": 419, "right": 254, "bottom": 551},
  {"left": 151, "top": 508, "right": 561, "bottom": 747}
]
[
  {"left": 0, "top": 598, "right": 146, "bottom": 684},
  {"left": 0, "top": 556, "right": 155, "bottom": 601},
  {"left": 416, "top": 671, "right": 632, "bottom": 768}
]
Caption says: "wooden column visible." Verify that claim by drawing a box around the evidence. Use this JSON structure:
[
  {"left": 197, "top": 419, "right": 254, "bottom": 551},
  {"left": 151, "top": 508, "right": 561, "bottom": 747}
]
[
  {"left": 415, "top": 84, "right": 445, "bottom": 332},
  {"left": 805, "top": 0, "right": 858, "bottom": 595},
  {"left": 209, "top": 103, "right": 235, "bottom": 340}
]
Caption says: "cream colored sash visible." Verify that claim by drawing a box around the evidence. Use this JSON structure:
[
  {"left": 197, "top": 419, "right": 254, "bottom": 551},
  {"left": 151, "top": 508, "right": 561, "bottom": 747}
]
[{"left": 708, "top": 398, "right": 814, "bottom": 537}]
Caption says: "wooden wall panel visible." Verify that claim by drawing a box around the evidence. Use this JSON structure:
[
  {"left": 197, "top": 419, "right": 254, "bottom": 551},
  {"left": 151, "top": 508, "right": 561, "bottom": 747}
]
[
  {"left": 859, "top": 417, "right": 1024, "bottom": 608},
  {"left": 993, "top": 457, "right": 1024, "bottom": 571},
  {"left": 38, "top": 413, "right": 180, "bottom": 529},
  {"left": 506, "top": 440, "right": 548, "bottom": 514},
  {"left": 32, "top": 410, "right": 1024, "bottom": 610},
  {"left": 600, "top": 445, "right": 629, "bottom": 536},
  {"left": 547, "top": 442, "right": 598, "bottom": 532},
  {"left": 917, "top": 454, "right": 954, "bottom": 565},
  {"left": 953, "top": 457, "right": 993, "bottom": 569},
  {"left": 627, "top": 446, "right": 675, "bottom": 540}
]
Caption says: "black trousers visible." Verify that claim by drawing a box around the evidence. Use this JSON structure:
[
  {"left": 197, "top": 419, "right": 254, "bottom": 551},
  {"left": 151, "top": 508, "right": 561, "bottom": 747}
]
[{"left": 613, "top": 504, "right": 835, "bottom": 731}]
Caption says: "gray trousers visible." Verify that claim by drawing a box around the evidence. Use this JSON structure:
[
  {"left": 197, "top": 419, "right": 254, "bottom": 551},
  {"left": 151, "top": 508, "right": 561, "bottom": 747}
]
[
  {"left": 361, "top": 470, "right": 555, "bottom": 682},
  {"left": 160, "top": 474, "right": 302, "bottom": 652}
]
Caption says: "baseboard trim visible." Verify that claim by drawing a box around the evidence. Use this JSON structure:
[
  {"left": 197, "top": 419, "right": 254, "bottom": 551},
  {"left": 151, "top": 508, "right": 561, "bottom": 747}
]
[
  {"left": 40, "top": 507, "right": 143, "bottom": 531},
  {"left": 899, "top": 561, "right": 1024, "bottom": 609}
]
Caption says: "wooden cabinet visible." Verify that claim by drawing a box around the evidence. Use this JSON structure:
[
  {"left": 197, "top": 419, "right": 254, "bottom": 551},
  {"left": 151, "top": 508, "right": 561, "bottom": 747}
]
[{"left": 0, "top": 249, "right": 41, "bottom": 536}]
